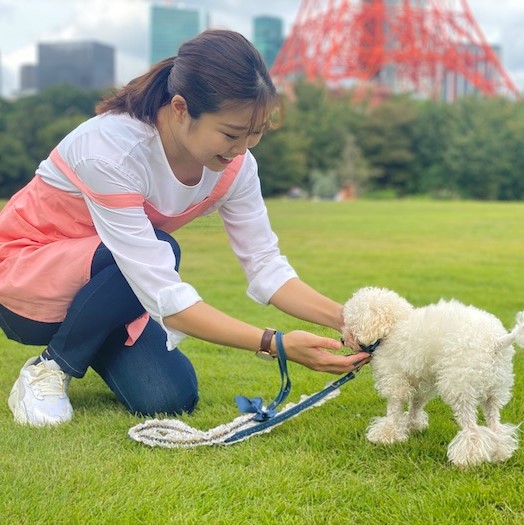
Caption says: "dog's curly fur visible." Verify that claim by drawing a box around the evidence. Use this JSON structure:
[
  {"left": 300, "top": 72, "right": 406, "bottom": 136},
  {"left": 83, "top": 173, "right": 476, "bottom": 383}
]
[{"left": 342, "top": 287, "right": 524, "bottom": 468}]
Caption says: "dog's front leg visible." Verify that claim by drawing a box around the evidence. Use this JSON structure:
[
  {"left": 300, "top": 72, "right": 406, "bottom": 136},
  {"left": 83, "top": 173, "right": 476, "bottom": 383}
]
[
  {"left": 366, "top": 397, "right": 410, "bottom": 445},
  {"left": 406, "top": 390, "right": 431, "bottom": 432}
]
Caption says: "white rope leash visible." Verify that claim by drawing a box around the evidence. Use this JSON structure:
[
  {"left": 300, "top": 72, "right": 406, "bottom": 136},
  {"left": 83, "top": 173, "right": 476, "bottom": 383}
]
[
  {"left": 128, "top": 388, "right": 341, "bottom": 448},
  {"left": 128, "top": 332, "right": 371, "bottom": 449}
]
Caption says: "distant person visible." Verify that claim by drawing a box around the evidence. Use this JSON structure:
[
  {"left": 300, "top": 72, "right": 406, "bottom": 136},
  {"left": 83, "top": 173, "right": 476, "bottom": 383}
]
[{"left": 0, "top": 30, "right": 370, "bottom": 426}]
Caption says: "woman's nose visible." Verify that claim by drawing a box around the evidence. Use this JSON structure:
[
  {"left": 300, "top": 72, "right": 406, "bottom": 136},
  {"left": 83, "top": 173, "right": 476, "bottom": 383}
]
[{"left": 230, "top": 137, "right": 250, "bottom": 156}]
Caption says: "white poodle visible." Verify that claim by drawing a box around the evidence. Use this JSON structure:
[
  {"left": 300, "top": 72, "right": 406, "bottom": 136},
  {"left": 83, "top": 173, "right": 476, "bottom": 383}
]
[{"left": 342, "top": 287, "right": 524, "bottom": 468}]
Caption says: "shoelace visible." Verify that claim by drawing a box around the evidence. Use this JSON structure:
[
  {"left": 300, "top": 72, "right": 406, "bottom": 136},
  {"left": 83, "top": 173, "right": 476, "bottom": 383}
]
[{"left": 29, "top": 363, "right": 68, "bottom": 398}]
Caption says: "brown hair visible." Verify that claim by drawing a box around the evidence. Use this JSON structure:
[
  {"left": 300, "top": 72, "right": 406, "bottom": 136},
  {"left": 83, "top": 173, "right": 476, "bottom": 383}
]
[{"left": 96, "top": 29, "right": 278, "bottom": 129}]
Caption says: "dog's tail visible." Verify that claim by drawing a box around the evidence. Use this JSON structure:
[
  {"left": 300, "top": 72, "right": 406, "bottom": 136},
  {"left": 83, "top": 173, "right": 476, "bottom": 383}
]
[{"left": 495, "top": 311, "right": 524, "bottom": 351}]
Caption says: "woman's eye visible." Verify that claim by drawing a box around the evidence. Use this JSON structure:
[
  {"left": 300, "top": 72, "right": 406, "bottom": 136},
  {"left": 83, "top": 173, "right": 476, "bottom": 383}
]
[{"left": 224, "top": 133, "right": 239, "bottom": 140}]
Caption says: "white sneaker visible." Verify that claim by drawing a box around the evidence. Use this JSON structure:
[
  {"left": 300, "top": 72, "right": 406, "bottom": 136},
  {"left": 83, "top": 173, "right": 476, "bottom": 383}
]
[{"left": 8, "top": 357, "right": 73, "bottom": 426}]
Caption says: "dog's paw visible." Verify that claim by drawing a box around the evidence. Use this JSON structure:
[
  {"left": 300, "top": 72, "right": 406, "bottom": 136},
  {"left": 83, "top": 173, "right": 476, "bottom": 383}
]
[
  {"left": 366, "top": 416, "right": 410, "bottom": 444},
  {"left": 447, "top": 426, "right": 500, "bottom": 468},
  {"left": 489, "top": 423, "right": 519, "bottom": 463}
]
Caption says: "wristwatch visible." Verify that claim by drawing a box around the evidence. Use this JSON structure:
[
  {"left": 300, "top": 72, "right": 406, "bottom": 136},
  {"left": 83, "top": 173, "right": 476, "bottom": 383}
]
[{"left": 256, "top": 328, "right": 277, "bottom": 361}]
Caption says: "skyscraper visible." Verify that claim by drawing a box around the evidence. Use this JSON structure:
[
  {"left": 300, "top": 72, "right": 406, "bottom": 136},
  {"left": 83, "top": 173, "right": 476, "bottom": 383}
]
[
  {"left": 37, "top": 41, "right": 114, "bottom": 92},
  {"left": 150, "top": 4, "right": 208, "bottom": 65},
  {"left": 253, "top": 16, "right": 284, "bottom": 69},
  {"left": 20, "top": 64, "right": 37, "bottom": 95}
]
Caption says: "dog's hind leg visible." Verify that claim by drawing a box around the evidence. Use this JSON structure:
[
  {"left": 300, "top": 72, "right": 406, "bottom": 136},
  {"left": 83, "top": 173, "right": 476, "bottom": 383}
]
[
  {"left": 481, "top": 396, "right": 519, "bottom": 463},
  {"left": 446, "top": 400, "right": 500, "bottom": 468}
]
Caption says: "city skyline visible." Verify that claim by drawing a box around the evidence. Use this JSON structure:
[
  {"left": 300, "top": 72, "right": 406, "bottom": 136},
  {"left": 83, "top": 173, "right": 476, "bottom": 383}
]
[{"left": 1, "top": 0, "right": 523, "bottom": 98}]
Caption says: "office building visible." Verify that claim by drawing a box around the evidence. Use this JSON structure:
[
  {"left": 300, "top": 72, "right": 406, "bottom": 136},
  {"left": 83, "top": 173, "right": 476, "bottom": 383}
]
[
  {"left": 253, "top": 16, "right": 284, "bottom": 69},
  {"left": 150, "top": 4, "right": 207, "bottom": 65},
  {"left": 20, "top": 64, "right": 38, "bottom": 95},
  {"left": 37, "top": 41, "right": 115, "bottom": 92}
]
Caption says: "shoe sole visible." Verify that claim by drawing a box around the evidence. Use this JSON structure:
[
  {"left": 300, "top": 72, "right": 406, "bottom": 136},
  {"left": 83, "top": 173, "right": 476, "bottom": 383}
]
[{"left": 8, "top": 379, "right": 30, "bottom": 425}]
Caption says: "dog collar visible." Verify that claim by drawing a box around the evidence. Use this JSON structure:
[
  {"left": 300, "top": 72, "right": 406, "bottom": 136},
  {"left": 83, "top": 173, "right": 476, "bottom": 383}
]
[{"left": 359, "top": 339, "right": 381, "bottom": 353}]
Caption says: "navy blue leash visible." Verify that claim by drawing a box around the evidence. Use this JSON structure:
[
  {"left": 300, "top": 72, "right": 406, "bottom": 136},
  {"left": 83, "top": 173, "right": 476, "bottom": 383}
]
[
  {"left": 225, "top": 331, "right": 372, "bottom": 444},
  {"left": 128, "top": 333, "right": 377, "bottom": 447},
  {"left": 234, "top": 331, "right": 291, "bottom": 422}
]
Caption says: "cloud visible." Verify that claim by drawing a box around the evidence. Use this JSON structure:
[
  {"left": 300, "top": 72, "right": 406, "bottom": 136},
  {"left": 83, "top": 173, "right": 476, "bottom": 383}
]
[
  {"left": 49, "top": 0, "right": 149, "bottom": 62},
  {"left": 1, "top": 44, "right": 36, "bottom": 96}
]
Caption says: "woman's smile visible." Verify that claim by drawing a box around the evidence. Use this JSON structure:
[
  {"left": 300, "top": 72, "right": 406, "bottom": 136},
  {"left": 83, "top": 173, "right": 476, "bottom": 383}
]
[{"left": 217, "top": 154, "right": 234, "bottom": 165}]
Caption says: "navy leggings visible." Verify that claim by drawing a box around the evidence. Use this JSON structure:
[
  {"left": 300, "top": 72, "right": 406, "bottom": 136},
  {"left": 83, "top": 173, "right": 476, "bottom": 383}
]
[{"left": 0, "top": 231, "right": 199, "bottom": 416}]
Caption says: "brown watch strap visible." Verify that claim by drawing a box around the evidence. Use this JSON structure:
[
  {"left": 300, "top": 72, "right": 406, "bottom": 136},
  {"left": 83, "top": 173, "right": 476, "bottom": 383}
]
[{"left": 259, "top": 328, "right": 277, "bottom": 356}]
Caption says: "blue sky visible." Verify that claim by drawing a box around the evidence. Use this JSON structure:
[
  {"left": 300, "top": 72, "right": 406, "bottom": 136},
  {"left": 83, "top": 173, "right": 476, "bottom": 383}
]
[{"left": 1, "top": 0, "right": 523, "bottom": 97}]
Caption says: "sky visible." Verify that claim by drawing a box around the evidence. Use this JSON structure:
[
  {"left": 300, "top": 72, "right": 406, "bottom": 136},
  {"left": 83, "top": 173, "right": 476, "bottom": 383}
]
[{"left": 1, "top": 0, "right": 524, "bottom": 98}]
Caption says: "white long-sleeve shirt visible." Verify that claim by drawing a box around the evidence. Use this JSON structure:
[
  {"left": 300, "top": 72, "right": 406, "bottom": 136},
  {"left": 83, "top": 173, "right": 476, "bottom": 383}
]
[{"left": 36, "top": 113, "right": 298, "bottom": 348}]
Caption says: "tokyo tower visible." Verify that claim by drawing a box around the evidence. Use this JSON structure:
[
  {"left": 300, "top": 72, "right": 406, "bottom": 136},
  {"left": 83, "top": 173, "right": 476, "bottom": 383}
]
[{"left": 270, "top": 0, "right": 520, "bottom": 101}]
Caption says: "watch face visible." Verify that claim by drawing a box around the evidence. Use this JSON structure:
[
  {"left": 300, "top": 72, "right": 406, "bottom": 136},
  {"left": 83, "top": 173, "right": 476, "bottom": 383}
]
[{"left": 256, "top": 350, "right": 275, "bottom": 361}]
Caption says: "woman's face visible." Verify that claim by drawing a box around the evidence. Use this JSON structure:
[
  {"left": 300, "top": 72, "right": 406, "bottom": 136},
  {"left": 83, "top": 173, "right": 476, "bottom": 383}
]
[{"left": 176, "top": 103, "right": 266, "bottom": 172}]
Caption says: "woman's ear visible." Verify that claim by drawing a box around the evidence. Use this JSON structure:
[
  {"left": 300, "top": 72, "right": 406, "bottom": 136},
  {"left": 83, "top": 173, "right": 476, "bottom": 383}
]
[{"left": 170, "top": 95, "right": 188, "bottom": 122}]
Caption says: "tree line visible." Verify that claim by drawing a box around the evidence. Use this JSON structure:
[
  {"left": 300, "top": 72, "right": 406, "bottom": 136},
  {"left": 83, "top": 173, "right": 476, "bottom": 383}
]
[{"left": 1, "top": 82, "right": 523, "bottom": 201}]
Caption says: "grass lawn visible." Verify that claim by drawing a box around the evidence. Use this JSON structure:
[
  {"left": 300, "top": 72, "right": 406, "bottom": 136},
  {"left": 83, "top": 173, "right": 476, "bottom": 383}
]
[{"left": 1, "top": 198, "right": 523, "bottom": 524}]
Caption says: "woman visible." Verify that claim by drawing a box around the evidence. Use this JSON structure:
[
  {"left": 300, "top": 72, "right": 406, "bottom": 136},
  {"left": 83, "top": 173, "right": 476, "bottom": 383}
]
[{"left": 0, "top": 30, "right": 369, "bottom": 426}]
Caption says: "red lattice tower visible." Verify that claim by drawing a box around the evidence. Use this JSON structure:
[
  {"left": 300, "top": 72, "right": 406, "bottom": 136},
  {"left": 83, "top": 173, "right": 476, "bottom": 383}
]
[{"left": 271, "top": 0, "right": 520, "bottom": 100}]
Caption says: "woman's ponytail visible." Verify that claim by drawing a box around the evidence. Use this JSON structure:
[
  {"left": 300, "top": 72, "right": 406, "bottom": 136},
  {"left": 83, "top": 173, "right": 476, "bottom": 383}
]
[{"left": 96, "top": 57, "right": 175, "bottom": 124}]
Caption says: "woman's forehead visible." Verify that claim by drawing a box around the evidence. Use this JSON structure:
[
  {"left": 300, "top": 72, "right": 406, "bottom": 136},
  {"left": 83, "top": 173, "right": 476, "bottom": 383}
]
[{"left": 213, "top": 104, "right": 269, "bottom": 130}]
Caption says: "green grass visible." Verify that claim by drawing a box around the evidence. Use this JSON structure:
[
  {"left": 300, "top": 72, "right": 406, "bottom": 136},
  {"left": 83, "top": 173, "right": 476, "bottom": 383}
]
[{"left": 1, "top": 199, "right": 524, "bottom": 524}]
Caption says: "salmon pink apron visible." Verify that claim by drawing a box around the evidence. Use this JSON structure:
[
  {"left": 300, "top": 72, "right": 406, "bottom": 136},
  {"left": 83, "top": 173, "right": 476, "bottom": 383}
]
[{"left": 0, "top": 148, "right": 244, "bottom": 341}]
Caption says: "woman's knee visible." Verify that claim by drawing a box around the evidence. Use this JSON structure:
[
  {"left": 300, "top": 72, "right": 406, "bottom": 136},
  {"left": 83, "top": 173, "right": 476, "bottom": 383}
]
[
  {"left": 128, "top": 382, "right": 199, "bottom": 417},
  {"left": 121, "top": 356, "right": 199, "bottom": 416},
  {"left": 90, "top": 288, "right": 193, "bottom": 418},
  {"left": 94, "top": 339, "right": 200, "bottom": 417}
]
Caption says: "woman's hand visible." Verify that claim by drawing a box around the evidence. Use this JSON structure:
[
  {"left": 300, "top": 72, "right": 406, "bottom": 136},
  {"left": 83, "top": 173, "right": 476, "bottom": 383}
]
[
  {"left": 278, "top": 330, "right": 372, "bottom": 375},
  {"left": 164, "top": 302, "right": 372, "bottom": 375}
]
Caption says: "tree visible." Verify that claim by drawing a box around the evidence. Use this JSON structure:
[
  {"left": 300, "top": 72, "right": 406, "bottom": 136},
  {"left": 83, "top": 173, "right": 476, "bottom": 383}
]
[
  {"left": 38, "top": 84, "right": 103, "bottom": 117},
  {"left": 353, "top": 95, "right": 417, "bottom": 195},
  {"left": 292, "top": 80, "right": 359, "bottom": 173},
  {"left": 1, "top": 83, "right": 523, "bottom": 202},
  {"left": 309, "top": 169, "right": 339, "bottom": 199},
  {"left": 4, "top": 98, "right": 55, "bottom": 165},
  {"left": 253, "top": 125, "right": 309, "bottom": 197},
  {"left": 335, "top": 133, "right": 373, "bottom": 197},
  {"left": 0, "top": 85, "right": 100, "bottom": 196},
  {"left": 443, "top": 97, "right": 515, "bottom": 200},
  {"left": 0, "top": 133, "right": 35, "bottom": 198},
  {"left": 35, "top": 115, "right": 90, "bottom": 162},
  {"left": 409, "top": 100, "right": 457, "bottom": 197},
  {"left": 498, "top": 99, "right": 524, "bottom": 201}
]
